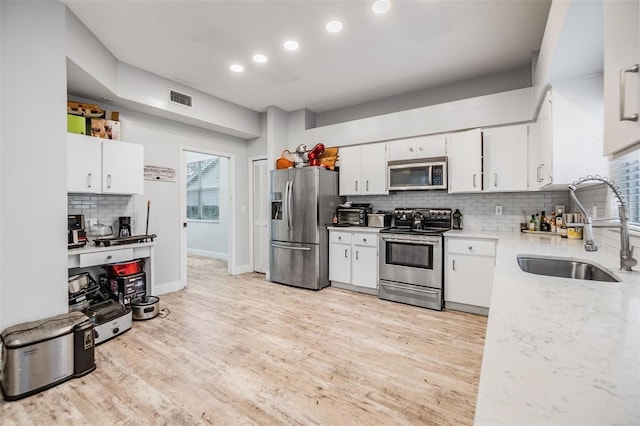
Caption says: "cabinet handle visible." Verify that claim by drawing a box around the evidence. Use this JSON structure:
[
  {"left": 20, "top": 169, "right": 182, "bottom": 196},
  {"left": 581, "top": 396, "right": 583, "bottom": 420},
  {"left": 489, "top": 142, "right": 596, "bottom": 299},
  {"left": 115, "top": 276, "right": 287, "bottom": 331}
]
[
  {"left": 366, "top": 180, "right": 369, "bottom": 192},
  {"left": 87, "top": 173, "right": 92, "bottom": 188},
  {"left": 355, "top": 181, "right": 358, "bottom": 192},
  {"left": 356, "top": 250, "right": 359, "bottom": 260},
  {"left": 418, "top": 146, "right": 423, "bottom": 151},
  {"left": 107, "top": 174, "right": 112, "bottom": 188},
  {"left": 338, "top": 236, "right": 341, "bottom": 240},
  {"left": 494, "top": 173, "right": 498, "bottom": 187},
  {"left": 620, "top": 64, "right": 639, "bottom": 122},
  {"left": 537, "top": 165, "right": 543, "bottom": 182},
  {"left": 468, "top": 246, "right": 473, "bottom": 250},
  {"left": 106, "top": 255, "right": 112, "bottom": 260},
  {"left": 344, "top": 249, "right": 348, "bottom": 258},
  {"left": 473, "top": 174, "right": 477, "bottom": 187},
  {"left": 409, "top": 147, "right": 414, "bottom": 152},
  {"left": 452, "top": 259, "right": 456, "bottom": 271},
  {"left": 363, "top": 238, "right": 367, "bottom": 242}
]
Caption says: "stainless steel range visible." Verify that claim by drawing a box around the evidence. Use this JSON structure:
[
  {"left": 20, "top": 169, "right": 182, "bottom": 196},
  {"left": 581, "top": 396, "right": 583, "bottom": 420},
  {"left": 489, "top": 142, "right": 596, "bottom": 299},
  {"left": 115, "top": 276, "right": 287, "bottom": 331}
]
[{"left": 378, "top": 208, "right": 452, "bottom": 310}]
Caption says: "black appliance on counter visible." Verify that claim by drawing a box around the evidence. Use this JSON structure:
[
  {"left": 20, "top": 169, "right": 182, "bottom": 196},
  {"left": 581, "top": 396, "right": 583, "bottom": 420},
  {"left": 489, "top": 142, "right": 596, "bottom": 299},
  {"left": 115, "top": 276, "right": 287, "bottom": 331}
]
[
  {"left": 68, "top": 214, "right": 87, "bottom": 248},
  {"left": 378, "top": 208, "right": 452, "bottom": 311},
  {"left": 118, "top": 216, "right": 132, "bottom": 238},
  {"left": 336, "top": 203, "right": 372, "bottom": 226}
]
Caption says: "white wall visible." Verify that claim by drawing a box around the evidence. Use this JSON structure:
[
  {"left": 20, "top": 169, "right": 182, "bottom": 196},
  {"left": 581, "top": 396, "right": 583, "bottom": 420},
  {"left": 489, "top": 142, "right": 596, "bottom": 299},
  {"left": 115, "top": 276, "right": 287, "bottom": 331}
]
[
  {"left": 115, "top": 107, "right": 249, "bottom": 292},
  {"left": 316, "top": 65, "right": 532, "bottom": 127},
  {"left": 1, "top": 1, "right": 68, "bottom": 329},
  {"left": 186, "top": 154, "right": 230, "bottom": 260}
]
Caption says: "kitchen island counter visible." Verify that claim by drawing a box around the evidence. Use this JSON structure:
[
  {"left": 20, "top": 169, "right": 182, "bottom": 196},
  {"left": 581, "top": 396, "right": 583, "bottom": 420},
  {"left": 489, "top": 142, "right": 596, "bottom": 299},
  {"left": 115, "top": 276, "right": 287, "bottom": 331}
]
[{"left": 454, "top": 230, "right": 640, "bottom": 425}]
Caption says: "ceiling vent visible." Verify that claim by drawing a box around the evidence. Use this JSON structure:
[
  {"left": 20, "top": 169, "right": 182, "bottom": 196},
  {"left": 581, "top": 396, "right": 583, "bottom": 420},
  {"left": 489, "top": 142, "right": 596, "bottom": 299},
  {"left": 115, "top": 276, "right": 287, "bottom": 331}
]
[{"left": 169, "top": 90, "right": 193, "bottom": 107}]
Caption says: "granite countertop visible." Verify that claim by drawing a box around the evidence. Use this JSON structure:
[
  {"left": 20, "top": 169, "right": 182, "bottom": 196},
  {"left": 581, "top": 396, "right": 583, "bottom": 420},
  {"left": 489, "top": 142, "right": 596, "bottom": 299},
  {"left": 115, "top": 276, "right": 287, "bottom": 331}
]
[{"left": 451, "top": 230, "right": 640, "bottom": 425}]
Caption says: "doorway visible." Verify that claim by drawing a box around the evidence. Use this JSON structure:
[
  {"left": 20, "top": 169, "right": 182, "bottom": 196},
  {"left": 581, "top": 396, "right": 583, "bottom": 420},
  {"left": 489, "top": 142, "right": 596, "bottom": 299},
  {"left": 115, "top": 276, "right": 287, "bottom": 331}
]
[{"left": 181, "top": 148, "right": 232, "bottom": 286}]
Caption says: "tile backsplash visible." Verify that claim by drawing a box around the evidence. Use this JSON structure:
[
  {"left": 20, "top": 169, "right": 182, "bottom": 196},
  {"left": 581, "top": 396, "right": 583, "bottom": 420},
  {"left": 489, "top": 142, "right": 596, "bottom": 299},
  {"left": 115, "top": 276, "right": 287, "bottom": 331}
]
[
  {"left": 68, "top": 194, "right": 135, "bottom": 233},
  {"left": 350, "top": 190, "right": 571, "bottom": 232}
]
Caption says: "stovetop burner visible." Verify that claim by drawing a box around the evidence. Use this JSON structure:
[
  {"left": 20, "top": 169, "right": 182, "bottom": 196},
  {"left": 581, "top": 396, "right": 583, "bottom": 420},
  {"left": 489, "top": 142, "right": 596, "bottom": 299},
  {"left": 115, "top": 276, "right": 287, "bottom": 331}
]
[{"left": 380, "top": 207, "right": 452, "bottom": 234}]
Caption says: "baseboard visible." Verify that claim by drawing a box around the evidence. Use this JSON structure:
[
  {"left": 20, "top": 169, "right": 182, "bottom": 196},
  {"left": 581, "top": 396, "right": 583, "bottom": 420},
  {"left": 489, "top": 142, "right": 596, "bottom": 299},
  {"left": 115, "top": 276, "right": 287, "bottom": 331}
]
[
  {"left": 187, "top": 249, "right": 228, "bottom": 260},
  {"left": 445, "top": 301, "right": 489, "bottom": 316},
  {"left": 230, "top": 264, "right": 251, "bottom": 275},
  {"left": 153, "top": 280, "right": 184, "bottom": 296}
]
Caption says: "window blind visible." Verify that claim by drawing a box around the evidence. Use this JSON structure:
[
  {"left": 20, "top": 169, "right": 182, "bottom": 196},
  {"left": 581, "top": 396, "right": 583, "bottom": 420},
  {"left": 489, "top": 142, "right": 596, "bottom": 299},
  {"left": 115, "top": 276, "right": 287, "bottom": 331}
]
[
  {"left": 186, "top": 157, "right": 220, "bottom": 220},
  {"left": 610, "top": 147, "right": 640, "bottom": 226}
]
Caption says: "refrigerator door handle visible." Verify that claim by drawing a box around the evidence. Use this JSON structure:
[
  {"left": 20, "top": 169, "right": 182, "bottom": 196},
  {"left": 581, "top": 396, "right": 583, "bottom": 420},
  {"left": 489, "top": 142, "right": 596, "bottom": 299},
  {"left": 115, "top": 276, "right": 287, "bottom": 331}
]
[
  {"left": 287, "top": 180, "right": 294, "bottom": 230},
  {"left": 271, "top": 243, "right": 312, "bottom": 251},
  {"left": 283, "top": 180, "right": 289, "bottom": 230}
]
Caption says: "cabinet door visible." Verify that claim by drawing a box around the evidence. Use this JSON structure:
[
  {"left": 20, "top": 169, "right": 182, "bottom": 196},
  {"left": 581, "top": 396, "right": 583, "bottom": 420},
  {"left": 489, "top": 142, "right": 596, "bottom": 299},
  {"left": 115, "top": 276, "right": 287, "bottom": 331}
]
[
  {"left": 448, "top": 128, "right": 482, "bottom": 193},
  {"left": 67, "top": 133, "right": 101, "bottom": 193},
  {"left": 102, "top": 141, "right": 144, "bottom": 194},
  {"left": 445, "top": 253, "right": 495, "bottom": 308},
  {"left": 329, "top": 242, "right": 351, "bottom": 283},
  {"left": 534, "top": 91, "right": 554, "bottom": 188},
  {"left": 415, "top": 134, "right": 447, "bottom": 158},
  {"left": 604, "top": 0, "right": 640, "bottom": 155},
  {"left": 339, "top": 145, "right": 362, "bottom": 195},
  {"left": 483, "top": 124, "right": 528, "bottom": 192},
  {"left": 361, "top": 142, "right": 387, "bottom": 195},
  {"left": 387, "top": 139, "right": 417, "bottom": 161},
  {"left": 352, "top": 245, "right": 378, "bottom": 289}
]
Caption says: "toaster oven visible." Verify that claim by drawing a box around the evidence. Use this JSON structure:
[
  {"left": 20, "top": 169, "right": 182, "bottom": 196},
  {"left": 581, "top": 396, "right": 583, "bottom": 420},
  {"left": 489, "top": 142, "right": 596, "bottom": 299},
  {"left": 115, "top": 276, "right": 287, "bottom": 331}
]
[{"left": 336, "top": 204, "right": 372, "bottom": 226}]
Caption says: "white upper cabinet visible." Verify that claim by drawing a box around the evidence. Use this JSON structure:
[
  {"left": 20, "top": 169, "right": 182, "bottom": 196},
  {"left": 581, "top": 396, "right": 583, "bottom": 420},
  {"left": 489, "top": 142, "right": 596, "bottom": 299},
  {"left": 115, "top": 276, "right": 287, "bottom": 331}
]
[
  {"left": 339, "top": 143, "right": 387, "bottom": 196},
  {"left": 67, "top": 133, "right": 144, "bottom": 195},
  {"left": 448, "top": 128, "right": 482, "bottom": 193},
  {"left": 604, "top": 0, "right": 640, "bottom": 155},
  {"left": 387, "top": 134, "right": 447, "bottom": 161},
  {"left": 529, "top": 76, "right": 609, "bottom": 190},
  {"left": 482, "top": 124, "right": 529, "bottom": 192},
  {"left": 68, "top": 133, "right": 102, "bottom": 193},
  {"left": 102, "top": 141, "right": 144, "bottom": 194}
]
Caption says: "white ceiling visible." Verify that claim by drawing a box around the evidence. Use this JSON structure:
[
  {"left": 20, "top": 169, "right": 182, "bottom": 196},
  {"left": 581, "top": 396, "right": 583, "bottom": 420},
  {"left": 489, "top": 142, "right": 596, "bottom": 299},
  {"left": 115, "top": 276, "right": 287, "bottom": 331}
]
[{"left": 63, "top": 0, "right": 552, "bottom": 114}]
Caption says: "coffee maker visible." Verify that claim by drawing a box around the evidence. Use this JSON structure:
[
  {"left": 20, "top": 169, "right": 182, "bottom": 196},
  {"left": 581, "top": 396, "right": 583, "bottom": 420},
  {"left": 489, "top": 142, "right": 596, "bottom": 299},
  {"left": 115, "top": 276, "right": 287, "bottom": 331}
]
[
  {"left": 68, "top": 214, "right": 87, "bottom": 247},
  {"left": 118, "top": 216, "right": 131, "bottom": 238}
]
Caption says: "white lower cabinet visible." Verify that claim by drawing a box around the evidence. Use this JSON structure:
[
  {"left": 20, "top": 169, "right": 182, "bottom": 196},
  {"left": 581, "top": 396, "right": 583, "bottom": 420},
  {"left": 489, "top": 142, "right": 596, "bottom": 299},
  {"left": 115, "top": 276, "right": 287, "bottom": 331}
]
[
  {"left": 329, "top": 228, "right": 379, "bottom": 295},
  {"left": 444, "top": 236, "right": 497, "bottom": 315}
]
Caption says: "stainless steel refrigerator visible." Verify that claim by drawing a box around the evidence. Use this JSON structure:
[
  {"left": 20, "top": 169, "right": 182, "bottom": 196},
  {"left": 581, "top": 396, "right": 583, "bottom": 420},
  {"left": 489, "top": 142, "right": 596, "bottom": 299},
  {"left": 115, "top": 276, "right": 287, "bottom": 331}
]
[{"left": 270, "top": 166, "right": 342, "bottom": 290}]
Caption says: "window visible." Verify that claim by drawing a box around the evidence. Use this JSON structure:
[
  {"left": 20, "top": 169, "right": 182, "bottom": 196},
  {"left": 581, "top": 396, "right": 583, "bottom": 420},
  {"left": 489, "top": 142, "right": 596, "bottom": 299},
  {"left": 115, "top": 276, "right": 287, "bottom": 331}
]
[
  {"left": 610, "top": 146, "right": 640, "bottom": 227},
  {"left": 187, "top": 157, "right": 220, "bottom": 221}
]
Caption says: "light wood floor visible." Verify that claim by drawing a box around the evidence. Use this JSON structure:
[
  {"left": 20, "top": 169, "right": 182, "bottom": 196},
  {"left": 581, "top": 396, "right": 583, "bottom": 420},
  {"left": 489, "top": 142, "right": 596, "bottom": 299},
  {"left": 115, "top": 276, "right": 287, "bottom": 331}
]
[{"left": 1, "top": 256, "right": 487, "bottom": 425}]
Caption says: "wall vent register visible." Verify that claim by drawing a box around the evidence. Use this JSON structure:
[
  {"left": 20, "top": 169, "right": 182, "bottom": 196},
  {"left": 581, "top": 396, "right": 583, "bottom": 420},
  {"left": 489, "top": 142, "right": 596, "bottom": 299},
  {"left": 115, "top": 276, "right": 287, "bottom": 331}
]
[{"left": 169, "top": 90, "right": 193, "bottom": 107}]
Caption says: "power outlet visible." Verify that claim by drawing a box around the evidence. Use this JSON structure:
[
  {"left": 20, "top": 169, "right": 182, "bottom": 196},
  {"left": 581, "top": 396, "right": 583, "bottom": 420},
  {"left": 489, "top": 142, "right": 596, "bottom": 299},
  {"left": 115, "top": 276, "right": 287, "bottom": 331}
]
[{"left": 495, "top": 206, "right": 503, "bottom": 216}]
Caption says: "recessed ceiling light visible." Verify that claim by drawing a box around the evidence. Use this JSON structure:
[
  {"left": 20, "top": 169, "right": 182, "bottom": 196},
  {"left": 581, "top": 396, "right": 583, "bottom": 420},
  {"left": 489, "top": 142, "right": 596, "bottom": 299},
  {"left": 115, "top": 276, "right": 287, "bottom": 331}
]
[
  {"left": 230, "top": 64, "right": 244, "bottom": 73},
  {"left": 252, "top": 54, "right": 268, "bottom": 63},
  {"left": 326, "top": 20, "right": 343, "bottom": 33},
  {"left": 283, "top": 40, "right": 299, "bottom": 51},
  {"left": 372, "top": 0, "right": 391, "bottom": 14}
]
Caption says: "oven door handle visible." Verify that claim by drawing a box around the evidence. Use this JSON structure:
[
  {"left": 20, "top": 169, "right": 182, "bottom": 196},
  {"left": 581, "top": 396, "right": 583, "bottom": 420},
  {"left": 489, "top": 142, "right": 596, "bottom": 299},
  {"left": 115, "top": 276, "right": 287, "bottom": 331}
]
[
  {"left": 382, "top": 237, "right": 440, "bottom": 245},
  {"left": 380, "top": 281, "right": 439, "bottom": 295}
]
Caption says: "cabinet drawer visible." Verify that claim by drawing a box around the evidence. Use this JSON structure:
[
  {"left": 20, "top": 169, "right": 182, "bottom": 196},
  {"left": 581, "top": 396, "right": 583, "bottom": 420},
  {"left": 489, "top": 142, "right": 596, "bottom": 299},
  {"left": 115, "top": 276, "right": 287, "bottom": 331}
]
[
  {"left": 330, "top": 232, "right": 352, "bottom": 244},
  {"left": 79, "top": 248, "right": 134, "bottom": 267},
  {"left": 447, "top": 239, "right": 495, "bottom": 256},
  {"left": 353, "top": 233, "right": 377, "bottom": 247}
]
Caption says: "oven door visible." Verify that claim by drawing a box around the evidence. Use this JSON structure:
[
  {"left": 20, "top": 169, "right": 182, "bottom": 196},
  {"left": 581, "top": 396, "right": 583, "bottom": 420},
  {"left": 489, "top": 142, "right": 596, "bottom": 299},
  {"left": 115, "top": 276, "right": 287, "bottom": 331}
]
[{"left": 378, "top": 234, "right": 443, "bottom": 288}]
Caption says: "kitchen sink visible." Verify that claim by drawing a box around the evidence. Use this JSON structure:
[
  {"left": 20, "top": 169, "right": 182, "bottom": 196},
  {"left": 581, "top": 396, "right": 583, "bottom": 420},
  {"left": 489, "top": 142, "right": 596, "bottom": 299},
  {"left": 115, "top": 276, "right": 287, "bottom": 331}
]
[{"left": 516, "top": 255, "right": 621, "bottom": 282}]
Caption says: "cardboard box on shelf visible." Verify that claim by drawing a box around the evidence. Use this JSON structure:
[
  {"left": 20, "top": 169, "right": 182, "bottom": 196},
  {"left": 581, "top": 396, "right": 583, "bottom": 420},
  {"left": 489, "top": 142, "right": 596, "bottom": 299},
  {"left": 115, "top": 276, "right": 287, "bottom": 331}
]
[
  {"left": 91, "top": 118, "right": 121, "bottom": 140},
  {"left": 67, "top": 101, "right": 104, "bottom": 118},
  {"left": 67, "top": 114, "right": 88, "bottom": 135}
]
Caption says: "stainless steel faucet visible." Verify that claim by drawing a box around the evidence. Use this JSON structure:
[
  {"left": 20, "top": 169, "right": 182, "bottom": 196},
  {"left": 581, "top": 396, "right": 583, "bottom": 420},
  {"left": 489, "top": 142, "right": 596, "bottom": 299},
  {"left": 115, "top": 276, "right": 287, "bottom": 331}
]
[{"left": 568, "top": 176, "right": 637, "bottom": 271}]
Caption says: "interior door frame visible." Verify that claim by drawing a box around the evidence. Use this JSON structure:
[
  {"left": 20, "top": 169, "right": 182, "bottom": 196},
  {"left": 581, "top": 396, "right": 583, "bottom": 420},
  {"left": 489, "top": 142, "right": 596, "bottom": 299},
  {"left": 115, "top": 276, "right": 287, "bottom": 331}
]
[
  {"left": 248, "top": 155, "right": 268, "bottom": 274},
  {"left": 180, "top": 145, "right": 235, "bottom": 287}
]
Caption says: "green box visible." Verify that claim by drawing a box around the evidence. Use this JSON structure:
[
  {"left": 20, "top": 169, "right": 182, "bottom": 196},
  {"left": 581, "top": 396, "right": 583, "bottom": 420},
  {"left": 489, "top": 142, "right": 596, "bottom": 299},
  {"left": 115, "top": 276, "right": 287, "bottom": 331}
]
[{"left": 67, "top": 114, "right": 88, "bottom": 135}]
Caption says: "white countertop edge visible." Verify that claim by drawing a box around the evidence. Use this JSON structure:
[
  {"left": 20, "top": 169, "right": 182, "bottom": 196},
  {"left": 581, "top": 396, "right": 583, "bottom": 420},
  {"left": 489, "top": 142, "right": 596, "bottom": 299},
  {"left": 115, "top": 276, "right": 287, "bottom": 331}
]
[{"left": 68, "top": 241, "right": 155, "bottom": 256}]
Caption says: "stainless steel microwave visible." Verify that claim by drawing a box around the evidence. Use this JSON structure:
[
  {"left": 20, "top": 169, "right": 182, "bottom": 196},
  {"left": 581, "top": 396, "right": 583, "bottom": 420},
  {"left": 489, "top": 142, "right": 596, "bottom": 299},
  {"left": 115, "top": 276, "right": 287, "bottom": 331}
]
[{"left": 387, "top": 157, "right": 447, "bottom": 191}]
